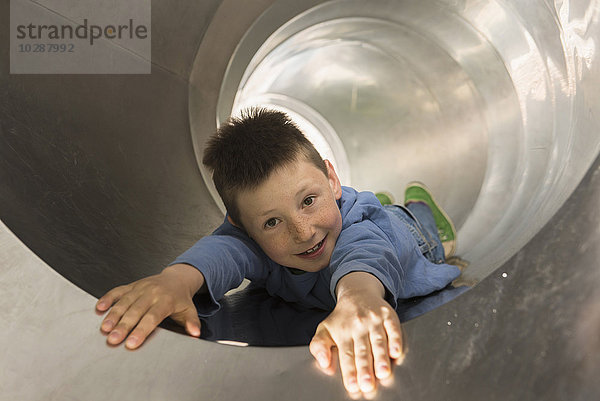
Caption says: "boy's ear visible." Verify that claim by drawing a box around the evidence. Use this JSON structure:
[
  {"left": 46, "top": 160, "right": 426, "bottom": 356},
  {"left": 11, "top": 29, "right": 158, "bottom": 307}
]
[
  {"left": 227, "top": 215, "right": 250, "bottom": 236},
  {"left": 324, "top": 159, "right": 343, "bottom": 200},
  {"left": 227, "top": 215, "right": 240, "bottom": 228}
]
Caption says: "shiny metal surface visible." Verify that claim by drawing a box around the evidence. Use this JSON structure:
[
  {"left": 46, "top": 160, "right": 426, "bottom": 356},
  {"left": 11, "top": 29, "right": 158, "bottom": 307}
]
[
  {"left": 2, "top": 0, "right": 600, "bottom": 399},
  {"left": 2, "top": 155, "right": 599, "bottom": 400},
  {"left": 212, "top": 0, "right": 600, "bottom": 281}
]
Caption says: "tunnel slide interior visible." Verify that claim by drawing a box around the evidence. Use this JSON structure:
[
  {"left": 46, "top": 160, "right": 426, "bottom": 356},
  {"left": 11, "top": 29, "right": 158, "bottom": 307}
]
[{"left": 1, "top": 0, "right": 600, "bottom": 400}]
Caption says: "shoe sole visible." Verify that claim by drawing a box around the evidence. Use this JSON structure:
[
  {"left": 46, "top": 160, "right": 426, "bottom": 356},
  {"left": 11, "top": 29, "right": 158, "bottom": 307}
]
[{"left": 404, "top": 181, "right": 457, "bottom": 257}]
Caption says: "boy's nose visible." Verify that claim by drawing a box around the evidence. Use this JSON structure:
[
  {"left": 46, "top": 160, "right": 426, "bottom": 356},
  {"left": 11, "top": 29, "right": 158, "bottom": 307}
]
[{"left": 290, "top": 218, "right": 315, "bottom": 243}]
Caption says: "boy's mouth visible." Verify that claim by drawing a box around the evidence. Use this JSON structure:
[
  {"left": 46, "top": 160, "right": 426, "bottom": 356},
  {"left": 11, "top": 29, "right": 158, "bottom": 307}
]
[{"left": 297, "top": 236, "right": 327, "bottom": 259}]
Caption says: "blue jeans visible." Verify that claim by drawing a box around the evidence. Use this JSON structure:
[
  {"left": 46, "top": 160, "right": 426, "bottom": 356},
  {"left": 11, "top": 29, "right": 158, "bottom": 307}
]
[{"left": 383, "top": 203, "right": 445, "bottom": 264}]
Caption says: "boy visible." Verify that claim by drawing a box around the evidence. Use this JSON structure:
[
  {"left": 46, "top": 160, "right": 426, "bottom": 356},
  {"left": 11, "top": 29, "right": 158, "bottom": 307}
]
[{"left": 96, "top": 108, "right": 462, "bottom": 395}]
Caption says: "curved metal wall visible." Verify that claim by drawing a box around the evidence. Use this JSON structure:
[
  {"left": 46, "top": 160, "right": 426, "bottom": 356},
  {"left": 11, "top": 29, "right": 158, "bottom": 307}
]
[
  {"left": 203, "top": 0, "right": 600, "bottom": 281},
  {"left": 1, "top": 0, "right": 600, "bottom": 400}
]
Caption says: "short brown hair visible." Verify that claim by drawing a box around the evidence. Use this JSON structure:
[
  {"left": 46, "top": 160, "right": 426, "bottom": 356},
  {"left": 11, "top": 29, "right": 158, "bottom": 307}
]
[{"left": 203, "top": 108, "right": 327, "bottom": 227}]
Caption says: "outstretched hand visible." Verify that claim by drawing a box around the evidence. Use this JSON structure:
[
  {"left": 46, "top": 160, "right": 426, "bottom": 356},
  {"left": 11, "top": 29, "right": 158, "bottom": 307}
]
[
  {"left": 96, "top": 264, "right": 205, "bottom": 349},
  {"left": 309, "top": 272, "right": 404, "bottom": 395}
]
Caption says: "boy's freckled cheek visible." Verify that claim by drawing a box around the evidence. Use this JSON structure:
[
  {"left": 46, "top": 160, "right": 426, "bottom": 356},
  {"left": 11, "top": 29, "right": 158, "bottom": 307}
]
[{"left": 263, "top": 235, "right": 290, "bottom": 259}]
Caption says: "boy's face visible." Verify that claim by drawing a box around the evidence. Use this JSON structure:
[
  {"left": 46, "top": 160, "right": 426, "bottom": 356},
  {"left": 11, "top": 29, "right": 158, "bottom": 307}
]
[{"left": 231, "top": 157, "right": 343, "bottom": 272}]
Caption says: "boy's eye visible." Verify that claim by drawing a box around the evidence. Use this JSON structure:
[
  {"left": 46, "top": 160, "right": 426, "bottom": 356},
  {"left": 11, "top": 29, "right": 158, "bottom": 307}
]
[
  {"left": 264, "top": 218, "right": 279, "bottom": 229},
  {"left": 303, "top": 196, "right": 315, "bottom": 207}
]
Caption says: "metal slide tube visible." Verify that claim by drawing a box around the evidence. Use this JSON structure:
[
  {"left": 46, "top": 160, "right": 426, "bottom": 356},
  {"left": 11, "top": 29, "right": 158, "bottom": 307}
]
[{"left": 1, "top": 0, "right": 600, "bottom": 399}]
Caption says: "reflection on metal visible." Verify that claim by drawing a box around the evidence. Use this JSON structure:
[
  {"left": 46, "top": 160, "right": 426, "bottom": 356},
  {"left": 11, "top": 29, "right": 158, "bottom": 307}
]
[
  {"left": 1, "top": 0, "right": 600, "bottom": 399},
  {"left": 216, "top": 340, "right": 250, "bottom": 347},
  {"left": 196, "top": 283, "right": 467, "bottom": 346}
]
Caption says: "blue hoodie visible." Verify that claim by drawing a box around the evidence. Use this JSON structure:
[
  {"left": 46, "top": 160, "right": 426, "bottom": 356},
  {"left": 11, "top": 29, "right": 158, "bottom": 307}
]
[{"left": 171, "top": 186, "right": 460, "bottom": 316}]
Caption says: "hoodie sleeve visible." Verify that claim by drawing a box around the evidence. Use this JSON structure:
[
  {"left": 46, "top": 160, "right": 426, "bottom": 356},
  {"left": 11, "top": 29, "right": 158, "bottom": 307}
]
[
  {"left": 169, "top": 218, "right": 272, "bottom": 317},
  {"left": 328, "top": 217, "right": 403, "bottom": 309},
  {"left": 330, "top": 187, "right": 461, "bottom": 307}
]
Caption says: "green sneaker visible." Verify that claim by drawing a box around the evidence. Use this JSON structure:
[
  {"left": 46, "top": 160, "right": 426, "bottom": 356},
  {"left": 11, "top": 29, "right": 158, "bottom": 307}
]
[
  {"left": 404, "top": 181, "right": 456, "bottom": 258},
  {"left": 375, "top": 191, "right": 395, "bottom": 206}
]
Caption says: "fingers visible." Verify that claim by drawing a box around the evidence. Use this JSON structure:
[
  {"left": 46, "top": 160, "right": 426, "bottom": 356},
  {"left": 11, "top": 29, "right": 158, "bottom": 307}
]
[
  {"left": 99, "top": 288, "right": 142, "bottom": 335},
  {"left": 105, "top": 293, "right": 154, "bottom": 346},
  {"left": 98, "top": 284, "right": 202, "bottom": 349},
  {"left": 344, "top": 319, "right": 402, "bottom": 394},
  {"left": 337, "top": 339, "right": 360, "bottom": 394},
  {"left": 96, "top": 285, "right": 130, "bottom": 313},
  {"left": 311, "top": 311, "right": 404, "bottom": 396},
  {"left": 369, "top": 325, "right": 391, "bottom": 380},
  {"left": 352, "top": 334, "right": 375, "bottom": 393},
  {"left": 124, "top": 302, "right": 173, "bottom": 349},
  {"left": 96, "top": 271, "right": 204, "bottom": 350},
  {"left": 171, "top": 307, "right": 202, "bottom": 338},
  {"left": 383, "top": 314, "right": 404, "bottom": 362},
  {"left": 183, "top": 312, "right": 202, "bottom": 338},
  {"left": 309, "top": 325, "right": 335, "bottom": 370}
]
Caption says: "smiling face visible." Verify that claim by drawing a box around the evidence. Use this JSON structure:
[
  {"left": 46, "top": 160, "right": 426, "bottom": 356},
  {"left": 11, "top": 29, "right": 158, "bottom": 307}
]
[{"left": 230, "top": 157, "right": 343, "bottom": 272}]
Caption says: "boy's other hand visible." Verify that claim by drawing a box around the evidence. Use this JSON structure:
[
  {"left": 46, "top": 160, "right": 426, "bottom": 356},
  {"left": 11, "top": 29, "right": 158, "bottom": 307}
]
[
  {"left": 95, "top": 264, "right": 204, "bottom": 349},
  {"left": 309, "top": 272, "right": 404, "bottom": 395}
]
